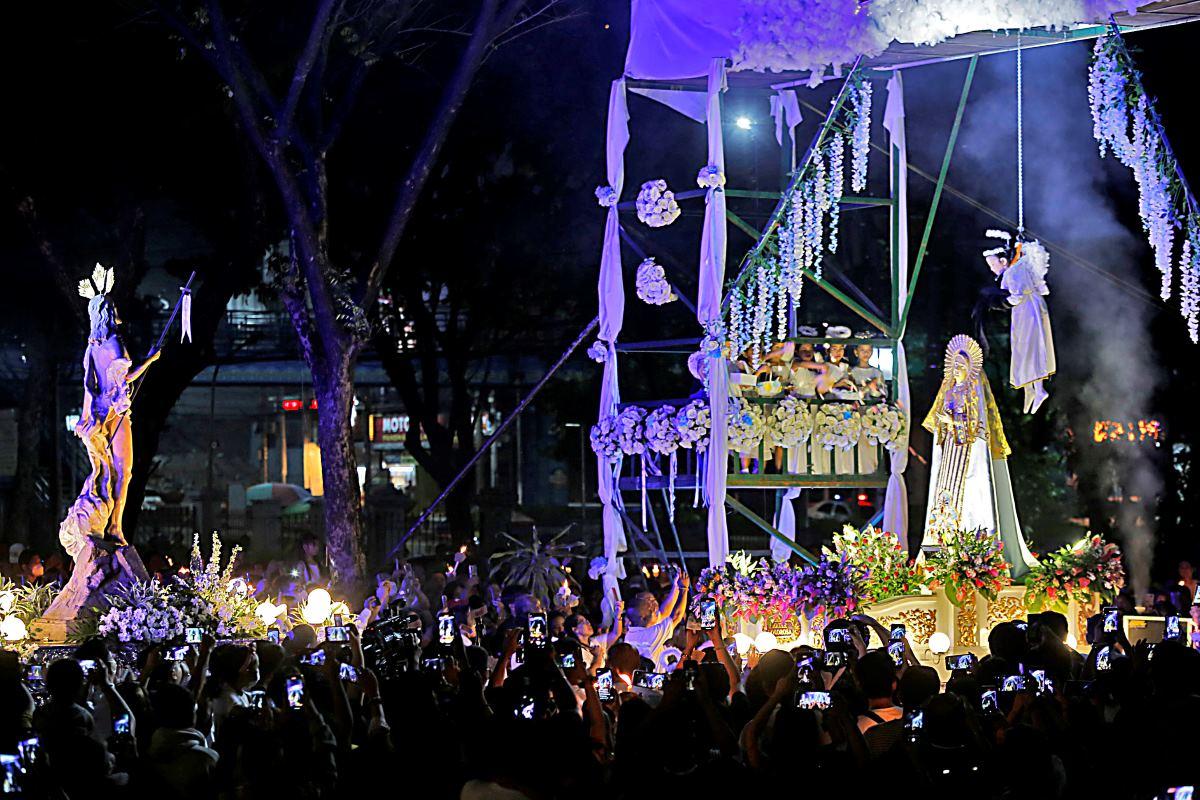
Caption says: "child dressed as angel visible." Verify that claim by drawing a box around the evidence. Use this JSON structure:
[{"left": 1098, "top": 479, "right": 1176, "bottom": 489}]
[{"left": 982, "top": 229, "right": 1056, "bottom": 414}]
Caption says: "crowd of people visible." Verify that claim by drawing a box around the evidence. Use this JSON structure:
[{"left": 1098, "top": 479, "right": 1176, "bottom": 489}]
[{"left": 1, "top": 545, "right": 1199, "bottom": 798}]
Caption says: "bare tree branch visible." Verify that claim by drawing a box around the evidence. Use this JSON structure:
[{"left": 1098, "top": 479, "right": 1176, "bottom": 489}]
[
  {"left": 278, "top": 0, "right": 341, "bottom": 142},
  {"left": 15, "top": 196, "right": 88, "bottom": 330},
  {"left": 359, "top": 0, "right": 509, "bottom": 309}
]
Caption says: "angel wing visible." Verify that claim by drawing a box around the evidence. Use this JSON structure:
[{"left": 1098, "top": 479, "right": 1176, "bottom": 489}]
[
  {"left": 1021, "top": 241, "right": 1050, "bottom": 294},
  {"left": 76, "top": 262, "right": 116, "bottom": 299}
]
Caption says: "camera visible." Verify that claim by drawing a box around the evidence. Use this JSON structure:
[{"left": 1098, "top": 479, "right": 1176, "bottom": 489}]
[
  {"left": 887, "top": 641, "right": 905, "bottom": 668},
  {"left": 24, "top": 664, "right": 43, "bottom": 685},
  {"left": 906, "top": 710, "right": 924, "bottom": 737},
  {"left": 422, "top": 657, "right": 446, "bottom": 672},
  {"left": 558, "top": 651, "right": 577, "bottom": 669},
  {"left": 437, "top": 612, "right": 456, "bottom": 646},
  {"left": 301, "top": 649, "right": 326, "bottom": 666},
  {"left": 596, "top": 668, "right": 615, "bottom": 702},
  {"left": 945, "top": 653, "right": 976, "bottom": 671},
  {"left": 186, "top": 627, "right": 204, "bottom": 644},
  {"left": 795, "top": 691, "right": 831, "bottom": 710},
  {"left": 166, "top": 645, "right": 190, "bottom": 662},
  {"left": 1102, "top": 607, "right": 1121, "bottom": 643},
  {"left": 17, "top": 736, "right": 38, "bottom": 771},
  {"left": 514, "top": 694, "right": 538, "bottom": 720},
  {"left": 267, "top": 629, "right": 281, "bottom": 645},
  {"left": 826, "top": 626, "right": 853, "bottom": 650},
  {"left": 1165, "top": 614, "right": 1182, "bottom": 642},
  {"left": 633, "top": 670, "right": 666, "bottom": 691},
  {"left": 527, "top": 613, "right": 549, "bottom": 650},
  {"left": 889, "top": 624, "right": 906, "bottom": 642},
  {"left": 339, "top": 662, "right": 359, "bottom": 683},
  {"left": 286, "top": 675, "right": 305, "bottom": 709},
  {"left": 981, "top": 688, "right": 999, "bottom": 713},
  {"left": 326, "top": 625, "right": 351, "bottom": 643},
  {"left": 78, "top": 659, "right": 98, "bottom": 677},
  {"left": 113, "top": 713, "right": 131, "bottom": 736},
  {"left": 698, "top": 597, "right": 718, "bottom": 631},
  {"left": 1096, "top": 645, "right": 1112, "bottom": 672},
  {"left": 1001, "top": 674, "right": 1027, "bottom": 692},
  {"left": 823, "top": 650, "right": 848, "bottom": 669}
]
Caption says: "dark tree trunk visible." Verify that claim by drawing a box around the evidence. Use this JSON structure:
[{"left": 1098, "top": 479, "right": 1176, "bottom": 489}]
[{"left": 312, "top": 347, "right": 366, "bottom": 590}]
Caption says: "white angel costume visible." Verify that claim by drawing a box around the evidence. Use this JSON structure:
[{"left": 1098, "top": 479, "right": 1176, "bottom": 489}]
[
  {"left": 921, "top": 335, "right": 1038, "bottom": 580},
  {"left": 997, "top": 239, "right": 1056, "bottom": 414}
]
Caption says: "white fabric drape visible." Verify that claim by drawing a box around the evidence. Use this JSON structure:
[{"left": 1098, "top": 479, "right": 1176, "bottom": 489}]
[
  {"left": 881, "top": 72, "right": 911, "bottom": 550},
  {"left": 770, "top": 89, "right": 803, "bottom": 170},
  {"left": 698, "top": 59, "right": 729, "bottom": 567},
  {"left": 771, "top": 448, "right": 803, "bottom": 562},
  {"left": 598, "top": 79, "right": 630, "bottom": 628}
]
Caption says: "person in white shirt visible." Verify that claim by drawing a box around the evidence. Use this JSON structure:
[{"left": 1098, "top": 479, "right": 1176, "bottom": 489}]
[{"left": 622, "top": 568, "right": 689, "bottom": 663}]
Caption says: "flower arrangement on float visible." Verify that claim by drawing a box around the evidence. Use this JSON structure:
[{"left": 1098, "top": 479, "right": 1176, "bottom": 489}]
[
  {"left": 727, "top": 397, "right": 767, "bottom": 454},
  {"left": 928, "top": 528, "right": 1011, "bottom": 605},
  {"left": 1024, "top": 534, "right": 1125, "bottom": 613},
  {"left": 88, "top": 534, "right": 267, "bottom": 644},
  {"left": 590, "top": 414, "right": 622, "bottom": 463},
  {"left": 766, "top": 395, "right": 813, "bottom": 448},
  {"left": 824, "top": 525, "right": 930, "bottom": 604},
  {"left": 792, "top": 551, "right": 868, "bottom": 621},
  {"left": 860, "top": 403, "right": 907, "bottom": 450},
  {"left": 0, "top": 580, "right": 60, "bottom": 645},
  {"left": 812, "top": 402, "right": 861, "bottom": 452},
  {"left": 674, "top": 400, "right": 711, "bottom": 451}
]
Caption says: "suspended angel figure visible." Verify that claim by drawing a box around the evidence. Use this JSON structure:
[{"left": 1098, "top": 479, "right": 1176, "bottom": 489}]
[
  {"left": 60, "top": 264, "right": 160, "bottom": 556},
  {"left": 983, "top": 229, "right": 1056, "bottom": 414}
]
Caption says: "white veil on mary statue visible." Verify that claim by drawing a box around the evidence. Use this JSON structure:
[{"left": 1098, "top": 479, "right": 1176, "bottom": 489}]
[{"left": 921, "top": 335, "right": 1038, "bottom": 580}]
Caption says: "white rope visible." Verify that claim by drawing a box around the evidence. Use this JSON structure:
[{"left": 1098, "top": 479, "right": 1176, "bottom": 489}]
[{"left": 1016, "top": 32, "right": 1025, "bottom": 234}]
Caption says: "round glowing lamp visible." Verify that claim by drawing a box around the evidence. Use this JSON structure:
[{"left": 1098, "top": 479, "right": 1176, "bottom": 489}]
[
  {"left": 302, "top": 588, "right": 333, "bottom": 625},
  {"left": 255, "top": 600, "right": 286, "bottom": 626},
  {"left": 735, "top": 116, "right": 753, "bottom": 130},
  {"left": 754, "top": 630, "right": 778, "bottom": 652},
  {"left": 733, "top": 632, "right": 755, "bottom": 656},
  {"left": 0, "top": 615, "right": 27, "bottom": 642},
  {"left": 928, "top": 631, "right": 951, "bottom": 655}
]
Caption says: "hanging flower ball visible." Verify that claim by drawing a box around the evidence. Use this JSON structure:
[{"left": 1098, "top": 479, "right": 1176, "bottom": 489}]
[
  {"left": 635, "top": 179, "right": 681, "bottom": 228},
  {"left": 595, "top": 185, "right": 618, "bottom": 207},
  {"left": 687, "top": 350, "right": 709, "bottom": 381},
  {"left": 697, "top": 164, "right": 726, "bottom": 189},
  {"left": 636, "top": 258, "right": 676, "bottom": 305},
  {"left": 645, "top": 405, "right": 681, "bottom": 455},
  {"left": 616, "top": 406, "right": 648, "bottom": 456},
  {"left": 675, "top": 400, "right": 711, "bottom": 452},
  {"left": 590, "top": 414, "right": 622, "bottom": 462},
  {"left": 587, "top": 340, "right": 609, "bottom": 363}
]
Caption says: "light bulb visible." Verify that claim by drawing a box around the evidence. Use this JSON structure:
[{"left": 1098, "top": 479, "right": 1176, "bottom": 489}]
[
  {"left": 733, "top": 632, "right": 754, "bottom": 655},
  {"left": 736, "top": 116, "right": 752, "bottom": 130},
  {"left": 302, "top": 588, "right": 333, "bottom": 625},
  {"left": 0, "top": 615, "right": 27, "bottom": 641},
  {"left": 754, "top": 631, "right": 778, "bottom": 652},
  {"left": 928, "top": 631, "right": 951, "bottom": 655}
]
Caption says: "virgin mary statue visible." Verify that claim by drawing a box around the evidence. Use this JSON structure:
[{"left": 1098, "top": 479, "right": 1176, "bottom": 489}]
[{"left": 922, "top": 335, "right": 1038, "bottom": 579}]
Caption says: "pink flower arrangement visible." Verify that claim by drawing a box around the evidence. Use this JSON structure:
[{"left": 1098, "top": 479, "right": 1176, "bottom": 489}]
[
  {"left": 928, "top": 528, "right": 1010, "bottom": 605},
  {"left": 1025, "top": 534, "right": 1125, "bottom": 612}
]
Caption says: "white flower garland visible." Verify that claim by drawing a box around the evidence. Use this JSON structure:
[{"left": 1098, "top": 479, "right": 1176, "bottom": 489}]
[
  {"left": 850, "top": 79, "right": 872, "bottom": 193},
  {"left": 675, "top": 399, "right": 711, "bottom": 452},
  {"left": 813, "top": 403, "right": 862, "bottom": 452},
  {"left": 1181, "top": 233, "right": 1200, "bottom": 343},
  {"left": 860, "top": 403, "right": 907, "bottom": 450},
  {"left": 635, "top": 179, "right": 681, "bottom": 228},
  {"left": 635, "top": 257, "right": 676, "bottom": 305},
  {"left": 727, "top": 397, "right": 766, "bottom": 455},
  {"left": 766, "top": 395, "right": 813, "bottom": 448},
  {"left": 1089, "top": 35, "right": 1188, "bottom": 311}
]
